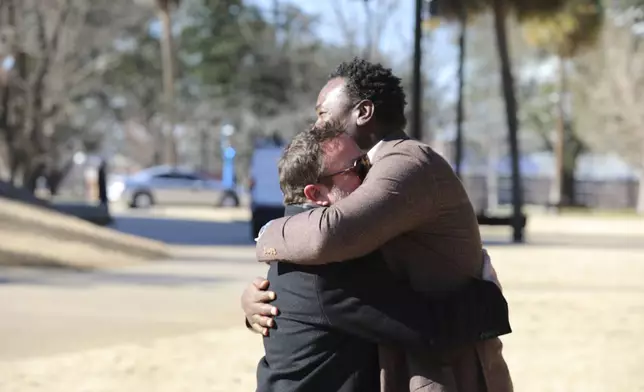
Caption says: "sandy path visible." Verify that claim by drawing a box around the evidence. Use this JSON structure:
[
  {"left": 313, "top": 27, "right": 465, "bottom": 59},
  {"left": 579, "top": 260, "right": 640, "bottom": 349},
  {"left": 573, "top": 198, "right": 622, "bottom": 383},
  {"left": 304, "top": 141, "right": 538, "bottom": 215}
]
[
  {"left": 2, "top": 243, "right": 644, "bottom": 392},
  {"left": 0, "top": 328, "right": 263, "bottom": 392}
]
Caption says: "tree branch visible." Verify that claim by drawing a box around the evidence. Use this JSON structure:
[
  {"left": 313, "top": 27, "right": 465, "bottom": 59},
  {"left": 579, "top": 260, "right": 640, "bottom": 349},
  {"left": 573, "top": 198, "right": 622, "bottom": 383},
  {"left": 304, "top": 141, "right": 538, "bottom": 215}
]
[{"left": 330, "top": 0, "right": 357, "bottom": 50}]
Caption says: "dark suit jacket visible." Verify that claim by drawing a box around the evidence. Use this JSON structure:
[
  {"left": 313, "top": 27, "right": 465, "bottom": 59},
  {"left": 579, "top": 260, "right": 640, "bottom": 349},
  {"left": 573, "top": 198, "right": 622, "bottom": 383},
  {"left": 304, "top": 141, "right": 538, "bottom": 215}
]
[
  {"left": 257, "top": 131, "right": 513, "bottom": 392},
  {"left": 256, "top": 205, "right": 510, "bottom": 392}
]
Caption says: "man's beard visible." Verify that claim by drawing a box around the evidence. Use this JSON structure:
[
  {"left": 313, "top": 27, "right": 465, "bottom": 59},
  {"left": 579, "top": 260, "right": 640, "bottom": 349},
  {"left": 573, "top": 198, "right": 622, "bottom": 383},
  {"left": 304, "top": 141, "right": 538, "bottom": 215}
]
[{"left": 330, "top": 186, "right": 351, "bottom": 202}]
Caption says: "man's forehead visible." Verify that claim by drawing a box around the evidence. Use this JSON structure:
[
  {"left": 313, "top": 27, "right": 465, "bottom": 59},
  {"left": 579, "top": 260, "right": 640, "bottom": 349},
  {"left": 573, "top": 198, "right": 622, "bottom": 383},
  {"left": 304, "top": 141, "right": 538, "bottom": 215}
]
[
  {"left": 316, "top": 78, "right": 347, "bottom": 108},
  {"left": 321, "top": 134, "right": 359, "bottom": 164}
]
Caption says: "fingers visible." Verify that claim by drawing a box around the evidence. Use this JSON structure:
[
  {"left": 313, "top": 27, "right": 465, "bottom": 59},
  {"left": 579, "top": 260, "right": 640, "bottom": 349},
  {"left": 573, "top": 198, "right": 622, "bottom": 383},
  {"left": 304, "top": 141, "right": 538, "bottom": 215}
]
[
  {"left": 251, "top": 302, "right": 279, "bottom": 317},
  {"left": 248, "top": 309, "right": 278, "bottom": 336},
  {"left": 241, "top": 279, "right": 275, "bottom": 313},
  {"left": 254, "top": 289, "right": 276, "bottom": 304},
  {"left": 250, "top": 313, "right": 276, "bottom": 329},
  {"left": 249, "top": 322, "right": 269, "bottom": 336},
  {"left": 241, "top": 278, "right": 279, "bottom": 333},
  {"left": 252, "top": 276, "right": 270, "bottom": 290},
  {"left": 249, "top": 277, "right": 277, "bottom": 304}
]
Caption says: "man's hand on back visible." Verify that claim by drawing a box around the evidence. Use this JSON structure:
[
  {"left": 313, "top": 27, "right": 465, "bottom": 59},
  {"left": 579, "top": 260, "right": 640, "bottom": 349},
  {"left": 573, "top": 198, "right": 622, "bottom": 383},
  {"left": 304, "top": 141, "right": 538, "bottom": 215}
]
[{"left": 241, "top": 277, "right": 279, "bottom": 336}]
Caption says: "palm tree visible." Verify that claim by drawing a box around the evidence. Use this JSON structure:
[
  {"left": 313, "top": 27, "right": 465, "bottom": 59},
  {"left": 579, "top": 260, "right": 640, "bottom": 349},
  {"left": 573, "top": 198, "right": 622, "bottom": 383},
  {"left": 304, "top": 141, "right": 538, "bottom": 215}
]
[
  {"left": 429, "top": 0, "right": 487, "bottom": 178},
  {"left": 156, "top": 0, "right": 179, "bottom": 166},
  {"left": 489, "top": 0, "right": 572, "bottom": 241},
  {"left": 430, "top": 0, "right": 568, "bottom": 242},
  {"left": 522, "top": 0, "right": 603, "bottom": 209}
]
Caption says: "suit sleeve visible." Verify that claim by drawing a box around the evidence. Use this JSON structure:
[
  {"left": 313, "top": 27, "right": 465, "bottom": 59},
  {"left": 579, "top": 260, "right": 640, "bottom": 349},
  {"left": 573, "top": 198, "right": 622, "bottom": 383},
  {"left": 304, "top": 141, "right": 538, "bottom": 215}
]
[
  {"left": 314, "top": 257, "right": 443, "bottom": 349},
  {"left": 256, "top": 147, "right": 438, "bottom": 264}
]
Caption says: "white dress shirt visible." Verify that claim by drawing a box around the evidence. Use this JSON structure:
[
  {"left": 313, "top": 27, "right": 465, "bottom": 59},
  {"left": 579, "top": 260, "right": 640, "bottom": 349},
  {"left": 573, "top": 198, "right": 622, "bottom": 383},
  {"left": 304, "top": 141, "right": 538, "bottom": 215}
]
[{"left": 367, "top": 140, "right": 384, "bottom": 162}]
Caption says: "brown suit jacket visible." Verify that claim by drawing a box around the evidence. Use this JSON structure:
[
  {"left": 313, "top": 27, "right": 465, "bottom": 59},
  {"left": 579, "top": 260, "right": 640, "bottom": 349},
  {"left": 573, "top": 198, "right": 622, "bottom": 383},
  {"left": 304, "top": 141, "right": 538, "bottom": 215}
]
[{"left": 256, "top": 130, "right": 513, "bottom": 392}]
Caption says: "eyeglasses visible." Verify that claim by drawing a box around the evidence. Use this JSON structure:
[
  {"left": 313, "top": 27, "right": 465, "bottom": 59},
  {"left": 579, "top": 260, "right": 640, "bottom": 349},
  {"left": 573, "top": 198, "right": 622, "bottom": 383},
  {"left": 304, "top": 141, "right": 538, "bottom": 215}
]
[{"left": 319, "top": 154, "right": 371, "bottom": 182}]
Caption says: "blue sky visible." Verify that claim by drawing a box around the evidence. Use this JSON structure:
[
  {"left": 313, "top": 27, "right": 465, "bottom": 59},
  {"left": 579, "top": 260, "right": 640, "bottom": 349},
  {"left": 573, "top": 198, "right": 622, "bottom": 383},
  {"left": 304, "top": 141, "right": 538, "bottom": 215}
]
[
  {"left": 249, "top": 0, "right": 417, "bottom": 51},
  {"left": 248, "top": 0, "right": 458, "bottom": 78}
]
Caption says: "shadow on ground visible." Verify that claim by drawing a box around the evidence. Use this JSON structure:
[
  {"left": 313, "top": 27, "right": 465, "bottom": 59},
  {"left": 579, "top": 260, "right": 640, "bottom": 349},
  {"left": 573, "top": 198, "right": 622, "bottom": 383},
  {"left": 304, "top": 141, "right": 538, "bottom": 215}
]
[
  {"left": 0, "top": 266, "right": 230, "bottom": 287},
  {"left": 110, "top": 215, "right": 644, "bottom": 250},
  {"left": 109, "top": 216, "right": 254, "bottom": 246},
  {"left": 482, "top": 232, "right": 644, "bottom": 250}
]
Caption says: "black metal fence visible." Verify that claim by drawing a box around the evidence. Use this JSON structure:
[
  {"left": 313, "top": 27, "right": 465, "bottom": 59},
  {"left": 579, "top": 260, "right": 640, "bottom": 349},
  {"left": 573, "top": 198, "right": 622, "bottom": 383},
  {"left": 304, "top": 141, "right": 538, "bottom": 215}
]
[{"left": 462, "top": 176, "right": 640, "bottom": 211}]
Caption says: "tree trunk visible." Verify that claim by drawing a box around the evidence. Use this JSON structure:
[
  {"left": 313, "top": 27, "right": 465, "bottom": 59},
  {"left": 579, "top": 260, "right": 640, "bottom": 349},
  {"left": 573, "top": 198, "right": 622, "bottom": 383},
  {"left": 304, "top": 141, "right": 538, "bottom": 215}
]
[
  {"left": 637, "top": 173, "right": 644, "bottom": 215},
  {"left": 638, "top": 143, "right": 644, "bottom": 215},
  {"left": 200, "top": 126, "right": 210, "bottom": 172},
  {"left": 47, "top": 174, "right": 62, "bottom": 196},
  {"left": 152, "top": 146, "right": 164, "bottom": 166},
  {"left": 552, "top": 55, "right": 580, "bottom": 209},
  {"left": 46, "top": 158, "right": 74, "bottom": 196},
  {"left": 22, "top": 162, "right": 45, "bottom": 194},
  {"left": 491, "top": 0, "right": 524, "bottom": 242},
  {"left": 0, "top": 149, "right": 8, "bottom": 179},
  {"left": 410, "top": 0, "right": 423, "bottom": 141},
  {"left": 455, "top": 15, "right": 467, "bottom": 178},
  {"left": 158, "top": 4, "right": 178, "bottom": 166},
  {"left": 486, "top": 141, "right": 500, "bottom": 211},
  {"left": 561, "top": 166, "right": 576, "bottom": 207},
  {"left": 152, "top": 121, "right": 164, "bottom": 166},
  {"left": 551, "top": 56, "right": 566, "bottom": 210},
  {"left": 9, "top": 154, "right": 21, "bottom": 186}
]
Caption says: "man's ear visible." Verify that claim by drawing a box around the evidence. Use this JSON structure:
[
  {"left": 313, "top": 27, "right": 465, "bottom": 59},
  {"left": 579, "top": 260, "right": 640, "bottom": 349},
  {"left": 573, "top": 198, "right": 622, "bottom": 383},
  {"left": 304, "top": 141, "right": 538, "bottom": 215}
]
[
  {"left": 303, "top": 184, "right": 330, "bottom": 206},
  {"left": 356, "top": 100, "right": 375, "bottom": 126}
]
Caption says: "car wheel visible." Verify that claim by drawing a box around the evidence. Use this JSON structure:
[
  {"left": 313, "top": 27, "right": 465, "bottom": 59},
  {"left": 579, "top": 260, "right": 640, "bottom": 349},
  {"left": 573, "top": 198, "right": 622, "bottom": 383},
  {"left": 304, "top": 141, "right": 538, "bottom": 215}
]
[
  {"left": 131, "top": 192, "right": 154, "bottom": 208},
  {"left": 218, "top": 191, "right": 239, "bottom": 208}
]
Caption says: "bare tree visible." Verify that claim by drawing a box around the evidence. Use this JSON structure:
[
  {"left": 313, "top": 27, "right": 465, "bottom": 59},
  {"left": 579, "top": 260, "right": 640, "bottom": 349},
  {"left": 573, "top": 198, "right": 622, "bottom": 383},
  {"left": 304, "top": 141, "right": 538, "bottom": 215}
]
[
  {"left": 578, "top": 17, "right": 644, "bottom": 213},
  {"left": 156, "top": 0, "right": 179, "bottom": 166},
  {"left": 522, "top": 0, "right": 603, "bottom": 208},
  {"left": 330, "top": 0, "right": 399, "bottom": 60},
  {"left": 0, "top": 0, "right": 149, "bottom": 192}
]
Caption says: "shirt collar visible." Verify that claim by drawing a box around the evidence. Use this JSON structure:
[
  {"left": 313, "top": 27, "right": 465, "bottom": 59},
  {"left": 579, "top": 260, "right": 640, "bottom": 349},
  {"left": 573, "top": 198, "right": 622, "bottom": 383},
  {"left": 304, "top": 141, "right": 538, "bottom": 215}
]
[
  {"left": 367, "top": 140, "right": 384, "bottom": 162},
  {"left": 284, "top": 203, "right": 317, "bottom": 217}
]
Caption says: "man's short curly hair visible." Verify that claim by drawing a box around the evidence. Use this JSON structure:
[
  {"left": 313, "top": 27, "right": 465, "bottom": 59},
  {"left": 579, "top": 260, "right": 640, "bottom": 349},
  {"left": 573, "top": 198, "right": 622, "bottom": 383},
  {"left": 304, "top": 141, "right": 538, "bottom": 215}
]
[
  {"left": 329, "top": 58, "right": 407, "bottom": 132},
  {"left": 278, "top": 121, "right": 346, "bottom": 205}
]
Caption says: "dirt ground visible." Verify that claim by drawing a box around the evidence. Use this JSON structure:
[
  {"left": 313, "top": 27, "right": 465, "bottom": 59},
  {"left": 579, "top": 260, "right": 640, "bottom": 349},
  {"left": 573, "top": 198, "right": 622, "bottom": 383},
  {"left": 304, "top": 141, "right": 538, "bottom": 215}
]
[
  {"left": 0, "top": 198, "right": 168, "bottom": 269},
  {"left": 1, "top": 214, "right": 644, "bottom": 392}
]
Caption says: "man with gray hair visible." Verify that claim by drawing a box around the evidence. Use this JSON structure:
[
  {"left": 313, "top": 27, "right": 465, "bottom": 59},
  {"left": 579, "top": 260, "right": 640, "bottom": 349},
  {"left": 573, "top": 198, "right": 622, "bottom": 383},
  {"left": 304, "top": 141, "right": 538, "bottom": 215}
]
[{"left": 254, "top": 122, "right": 510, "bottom": 392}]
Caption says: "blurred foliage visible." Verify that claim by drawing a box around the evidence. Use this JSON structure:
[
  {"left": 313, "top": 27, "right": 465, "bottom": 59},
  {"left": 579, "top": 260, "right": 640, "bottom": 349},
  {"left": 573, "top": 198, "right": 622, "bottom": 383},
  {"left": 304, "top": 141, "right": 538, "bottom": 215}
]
[
  {"left": 0, "top": 0, "right": 642, "bottom": 211},
  {"left": 522, "top": 0, "right": 603, "bottom": 58}
]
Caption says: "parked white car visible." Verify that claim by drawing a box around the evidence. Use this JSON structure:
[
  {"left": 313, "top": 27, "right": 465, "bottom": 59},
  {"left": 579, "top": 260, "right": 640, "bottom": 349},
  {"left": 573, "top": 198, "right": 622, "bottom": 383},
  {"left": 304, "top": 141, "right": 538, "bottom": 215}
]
[{"left": 109, "top": 166, "right": 239, "bottom": 208}]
